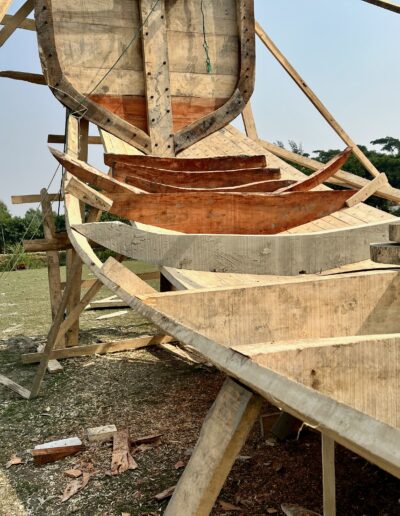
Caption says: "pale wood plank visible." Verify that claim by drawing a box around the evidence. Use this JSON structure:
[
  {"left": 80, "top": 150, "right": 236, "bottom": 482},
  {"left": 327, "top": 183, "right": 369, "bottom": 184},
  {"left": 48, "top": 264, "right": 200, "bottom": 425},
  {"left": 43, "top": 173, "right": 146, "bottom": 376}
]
[
  {"left": 322, "top": 435, "right": 336, "bottom": 516},
  {"left": 165, "top": 378, "right": 262, "bottom": 516},
  {"left": 0, "top": 373, "right": 30, "bottom": 399},
  {"left": 0, "top": 0, "right": 33, "bottom": 47},
  {"left": 346, "top": 173, "right": 388, "bottom": 207},
  {"left": 362, "top": 0, "right": 400, "bottom": 13},
  {"left": 241, "top": 101, "right": 258, "bottom": 140}
]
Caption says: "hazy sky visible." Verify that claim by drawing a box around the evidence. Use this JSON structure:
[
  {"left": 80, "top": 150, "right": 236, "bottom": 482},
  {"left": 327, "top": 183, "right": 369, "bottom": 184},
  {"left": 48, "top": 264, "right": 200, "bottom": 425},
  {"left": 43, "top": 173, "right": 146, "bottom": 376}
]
[{"left": 1, "top": 0, "right": 399, "bottom": 214}]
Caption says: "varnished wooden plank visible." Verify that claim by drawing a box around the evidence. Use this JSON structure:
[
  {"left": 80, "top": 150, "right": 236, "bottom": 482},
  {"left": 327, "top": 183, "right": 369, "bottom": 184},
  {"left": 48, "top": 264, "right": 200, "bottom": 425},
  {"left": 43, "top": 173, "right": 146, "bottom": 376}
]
[
  {"left": 105, "top": 190, "right": 353, "bottom": 235},
  {"left": 165, "top": 378, "right": 262, "bottom": 516},
  {"left": 124, "top": 176, "right": 294, "bottom": 193},
  {"left": 116, "top": 165, "right": 281, "bottom": 189},
  {"left": 105, "top": 152, "right": 267, "bottom": 171},
  {"left": 280, "top": 147, "right": 352, "bottom": 193}
]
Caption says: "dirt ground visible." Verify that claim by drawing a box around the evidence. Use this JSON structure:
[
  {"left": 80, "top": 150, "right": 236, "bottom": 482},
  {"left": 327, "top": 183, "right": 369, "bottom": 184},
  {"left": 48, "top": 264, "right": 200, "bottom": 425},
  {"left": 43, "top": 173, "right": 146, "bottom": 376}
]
[{"left": 0, "top": 265, "right": 399, "bottom": 516}]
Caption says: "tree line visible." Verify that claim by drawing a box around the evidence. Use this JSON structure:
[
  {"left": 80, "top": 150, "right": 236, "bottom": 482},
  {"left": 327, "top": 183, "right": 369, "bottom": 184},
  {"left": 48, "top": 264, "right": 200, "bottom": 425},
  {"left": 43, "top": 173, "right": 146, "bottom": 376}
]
[{"left": 0, "top": 136, "right": 399, "bottom": 253}]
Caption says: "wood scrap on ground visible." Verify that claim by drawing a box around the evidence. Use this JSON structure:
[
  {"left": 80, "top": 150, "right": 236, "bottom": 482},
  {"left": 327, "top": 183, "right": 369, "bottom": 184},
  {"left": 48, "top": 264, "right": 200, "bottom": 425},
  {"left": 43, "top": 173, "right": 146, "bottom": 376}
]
[
  {"left": 61, "top": 471, "right": 91, "bottom": 502},
  {"left": 32, "top": 437, "right": 84, "bottom": 465},
  {"left": 281, "top": 504, "right": 321, "bottom": 516},
  {"left": 95, "top": 310, "right": 128, "bottom": 320},
  {"left": 5, "top": 455, "right": 23, "bottom": 469},
  {"left": 131, "top": 433, "right": 163, "bottom": 447},
  {"left": 154, "top": 485, "right": 176, "bottom": 501},
  {"left": 64, "top": 468, "right": 82, "bottom": 479},
  {"left": 111, "top": 429, "right": 137, "bottom": 475},
  {"left": 87, "top": 424, "right": 117, "bottom": 443}
]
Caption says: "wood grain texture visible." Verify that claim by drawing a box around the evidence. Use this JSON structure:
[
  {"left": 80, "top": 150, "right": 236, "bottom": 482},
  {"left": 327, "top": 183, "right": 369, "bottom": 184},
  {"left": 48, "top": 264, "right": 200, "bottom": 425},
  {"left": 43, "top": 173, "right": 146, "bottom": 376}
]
[
  {"left": 105, "top": 153, "right": 267, "bottom": 171},
  {"left": 36, "top": 0, "right": 254, "bottom": 152},
  {"left": 0, "top": 0, "right": 33, "bottom": 46},
  {"left": 0, "top": 70, "right": 46, "bottom": 84},
  {"left": 389, "top": 222, "right": 400, "bottom": 242},
  {"left": 123, "top": 176, "right": 294, "bottom": 193},
  {"left": 115, "top": 165, "right": 281, "bottom": 189},
  {"left": 72, "top": 220, "right": 392, "bottom": 275},
  {"left": 371, "top": 242, "right": 400, "bottom": 264},
  {"left": 104, "top": 190, "right": 352, "bottom": 234}
]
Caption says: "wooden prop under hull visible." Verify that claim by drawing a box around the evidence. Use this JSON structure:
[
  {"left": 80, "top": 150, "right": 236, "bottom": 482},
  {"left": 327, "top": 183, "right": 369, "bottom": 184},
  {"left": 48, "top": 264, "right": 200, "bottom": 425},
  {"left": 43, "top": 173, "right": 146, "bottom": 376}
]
[
  {"left": 35, "top": 0, "right": 255, "bottom": 153},
  {"left": 72, "top": 220, "right": 392, "bottom": 275},
  {"left": 51, "top": 148, "right": 354, "bottom": 235}
]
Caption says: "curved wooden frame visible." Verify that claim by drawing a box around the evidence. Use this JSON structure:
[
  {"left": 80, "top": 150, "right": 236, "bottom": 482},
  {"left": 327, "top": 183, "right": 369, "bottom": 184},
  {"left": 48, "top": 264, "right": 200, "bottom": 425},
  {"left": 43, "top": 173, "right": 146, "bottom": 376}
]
[{"left": 35, "top": 0, "right": 255, "bottom": 154}]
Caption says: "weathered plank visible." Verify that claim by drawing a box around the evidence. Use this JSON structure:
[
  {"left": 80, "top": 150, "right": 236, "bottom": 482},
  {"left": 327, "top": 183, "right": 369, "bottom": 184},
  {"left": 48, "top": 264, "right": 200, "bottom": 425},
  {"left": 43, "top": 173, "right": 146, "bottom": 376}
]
[
  {"left": 64, "top": 175, "right": 113, "bottom": 212},
  {"left": 0, "top": 0, "right": 33, "bottom": 47},
  {"left": 389, "top": 222, "right": 400, "bottom": 242},
  {"left": 370, "top": 242, "right": 400, "bottom": 264},
  {"left": 346, "top": 173, "right": 388, "bottom": 207},
  {"left": 241, "top": 101, "right": 258, "bottom": 140},
  {"left": 0, "top": 374, "right": 30, "bottom": 399},
  {"left": 0, "top": 70, "right": 46, "bottom": 84},
  {"left": 48, "top": 134, "right": 102, "bottom": 145},
  {"left": 23, "top": 233, "right": 71, "bottom": 252},
  {"left": 322, "top": 435, "right": 336, "bottom": 516},
  {"left": 73, "top": 220, "right": 392, "bottom": 275},
  {"left": 1, "top": 14, "right": 35, "bottom": 30},
  {"left": 12, "top": 193, "right": 62, "bottom": 204},
  {"left": 165, "top": 378, "right": 262, "bottom": 516}
]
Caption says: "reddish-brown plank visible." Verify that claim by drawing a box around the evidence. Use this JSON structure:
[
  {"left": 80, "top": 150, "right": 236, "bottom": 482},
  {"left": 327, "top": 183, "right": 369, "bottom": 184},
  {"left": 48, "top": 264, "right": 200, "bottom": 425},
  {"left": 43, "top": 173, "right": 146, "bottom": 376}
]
[
  {"left": 106, "top": 190, "right": 353, "bottom": 234},
  {"left": 113, "top": 164, "right": 280, "bottom": 189},
  {"left": 90, "top": 95, "right": 227, "bottom": 132},
  {"left": 279, "top": 147, "right": 352, "bottom": 193},
  {"left": 105, "top": 153, "right": 267, "bottom": 171},
  {"left": 123, "top": 175, "right": 295, "bottom": 193}
]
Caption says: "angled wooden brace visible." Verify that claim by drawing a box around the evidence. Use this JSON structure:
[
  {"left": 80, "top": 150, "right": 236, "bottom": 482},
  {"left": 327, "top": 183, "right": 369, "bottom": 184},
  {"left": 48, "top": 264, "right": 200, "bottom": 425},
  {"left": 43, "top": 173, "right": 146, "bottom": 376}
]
[
  {"left": 0, "top": 0, "right": 34, "bottom": 47},
  {"left": 165, "top": 378, "right": 263, "bottom": 516}
]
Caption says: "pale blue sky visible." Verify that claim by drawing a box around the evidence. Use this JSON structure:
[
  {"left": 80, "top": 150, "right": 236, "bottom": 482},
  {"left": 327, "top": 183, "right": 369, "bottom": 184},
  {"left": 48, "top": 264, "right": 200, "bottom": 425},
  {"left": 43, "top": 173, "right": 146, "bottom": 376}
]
[{"left": 1, "top": 0, "right": 399, "bottom": 214}]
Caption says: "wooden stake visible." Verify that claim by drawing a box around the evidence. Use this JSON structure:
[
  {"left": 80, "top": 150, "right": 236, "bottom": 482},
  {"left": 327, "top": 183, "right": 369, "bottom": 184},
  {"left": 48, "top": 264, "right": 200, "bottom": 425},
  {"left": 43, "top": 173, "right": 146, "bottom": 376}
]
[
  {"left": 255, "top": 21, "right": 382, "bottom": 179},
  {"left": 322, "top": 434, "right": 336, "bottom": 516},
  {"left": 165, "top": 378, "right": 262, "bottom": 516}
]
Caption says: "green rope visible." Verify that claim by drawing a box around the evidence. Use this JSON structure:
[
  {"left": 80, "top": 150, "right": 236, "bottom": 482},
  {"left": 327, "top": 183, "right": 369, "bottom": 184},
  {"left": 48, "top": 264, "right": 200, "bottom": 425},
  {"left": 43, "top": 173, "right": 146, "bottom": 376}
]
[{"left": 200, "top": 0, "right": 212, "bottom": 73}]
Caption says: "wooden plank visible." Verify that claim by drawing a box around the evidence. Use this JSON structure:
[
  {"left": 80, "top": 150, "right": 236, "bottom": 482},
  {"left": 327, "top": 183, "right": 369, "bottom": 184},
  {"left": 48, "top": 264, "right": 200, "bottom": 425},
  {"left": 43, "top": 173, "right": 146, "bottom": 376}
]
[
  {"left": 23, "top": 233, "right": 71, "bottom": 252},
  {"left": 73, "top": 219, "right": 392, "bottom": 275},
  {"left": 0, "top": 0, "right": 34, "bottom": 47},
  {"left": 1, "top": 14, "right": 35, "bottom": 30},
  {"left": 40, "top": 188, "right": 65, "bottom": 349},
  {"left": 258, "top": 139, "right": 400, "bottom": 204},
  {"left": 279, "top": 147, "right": 352, "bottom": 193},
  {"left": 362, "top": 0, "right": 400, "bottom": 13},
  {"left": 0, "top": 373, "right": 30, "bottom": 399},
  {"left": 255, "top": 21, "right": 382, "bottom": 179},
  {"left": 64, "top": 175, "right": 113, "bottom": 212},
  {"left": 48, "top": 134, "right": 102, "bottom": 145},
  {"left": 111, "top": 429, "right": 137, "bottom": 475},
  {"left": 12, "top": 193, "right": 62, "bottom": 204},
  {"left": 0, "top": 71, "right": 46, "bottom": 84},
  {"left": 140, "top": 0, "right": 174, "bottom": 156},
  {"left": 322, "top": 435, "right": 336, "bottom": 516},
  {"left": 165, "top": 378, "right": 262, "bottom": 516},
  {"left": 370, "top": 242, "right": 400, "bottom": 264},
  {"left": 346, "top": 173, "right": 388, "bottom": 207},
  {"left": 124, "top": 176, "right": 294, "bottom": 194},
  {"left": 103, "top": 190, "right": 353, "bottom": 235},
  {"left": 30, "top": 253, "right": 83, "bottom": 398},
  {"left": 0, "top": 1, "right": 13, "bottom": 24},
  {"left": 51, "top": 148, "right": 141, "bottom": 194},
  {"left": 242, "top": 101, "right": 259, "bottom": 140},
  {"left": 22, "top": 335, "right": 174, "bottom": 364},
  {"left": 117, "top": 165, "right": 282, "bottom": 189},
  {"left": 104, "top": 153, "right": 267, "bottom": 171}
]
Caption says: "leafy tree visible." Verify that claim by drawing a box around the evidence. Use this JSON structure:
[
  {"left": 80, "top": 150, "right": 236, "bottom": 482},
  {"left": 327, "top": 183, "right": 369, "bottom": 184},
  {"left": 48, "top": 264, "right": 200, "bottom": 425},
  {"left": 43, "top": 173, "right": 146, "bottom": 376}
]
[{"left": 371, "top": 137, "right": 400, "bottom": 156}]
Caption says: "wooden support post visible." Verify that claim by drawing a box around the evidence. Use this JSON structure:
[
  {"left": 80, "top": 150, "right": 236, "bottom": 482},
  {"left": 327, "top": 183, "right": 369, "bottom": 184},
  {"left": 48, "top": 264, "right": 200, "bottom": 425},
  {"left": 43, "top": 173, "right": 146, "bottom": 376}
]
[
  {"left": 345, "top": 173, "right": 388, "bottom": 207},
  {"left": 322, "top": 434, "right": 336, "bottom": 516},
  {"left": 140, "top": 0, "right": 174, "bottom": 156},
  {"left": 40, "top": 188, "right": 65, "bottom": 355},
  {"left": 0, "top": 0, "right": 34, "bottom": 47},
  {"left": 65, "top": 117, "right": 88, "bottom": 346},
  {"left": 241, "top": 101, "right": 259, "bottom": 140},
  {"left": 165, "top": 378, "right": 262, "bottom": 516},
  {"left": 255, "top": 21, "right": 382, "bottom": 180}
]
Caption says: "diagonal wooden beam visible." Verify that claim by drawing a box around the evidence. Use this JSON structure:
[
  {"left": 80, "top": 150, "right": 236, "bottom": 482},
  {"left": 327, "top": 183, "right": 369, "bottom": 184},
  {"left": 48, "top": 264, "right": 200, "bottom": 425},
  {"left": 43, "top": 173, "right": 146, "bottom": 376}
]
[
  {"left": 1, "top": 13, "right": 35, "bottom": 30},
  {"left": 0, "top": 0, "right": 34, "bottom": 47},
  {"left": 0, "top": 0, "right": 13, "bottom": 24},
  {"left": 362, "top": 0, "right": 400, "bottom": 13},
  {"left": 255, "top": 21, "right": 382, "bottom": 180}
]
